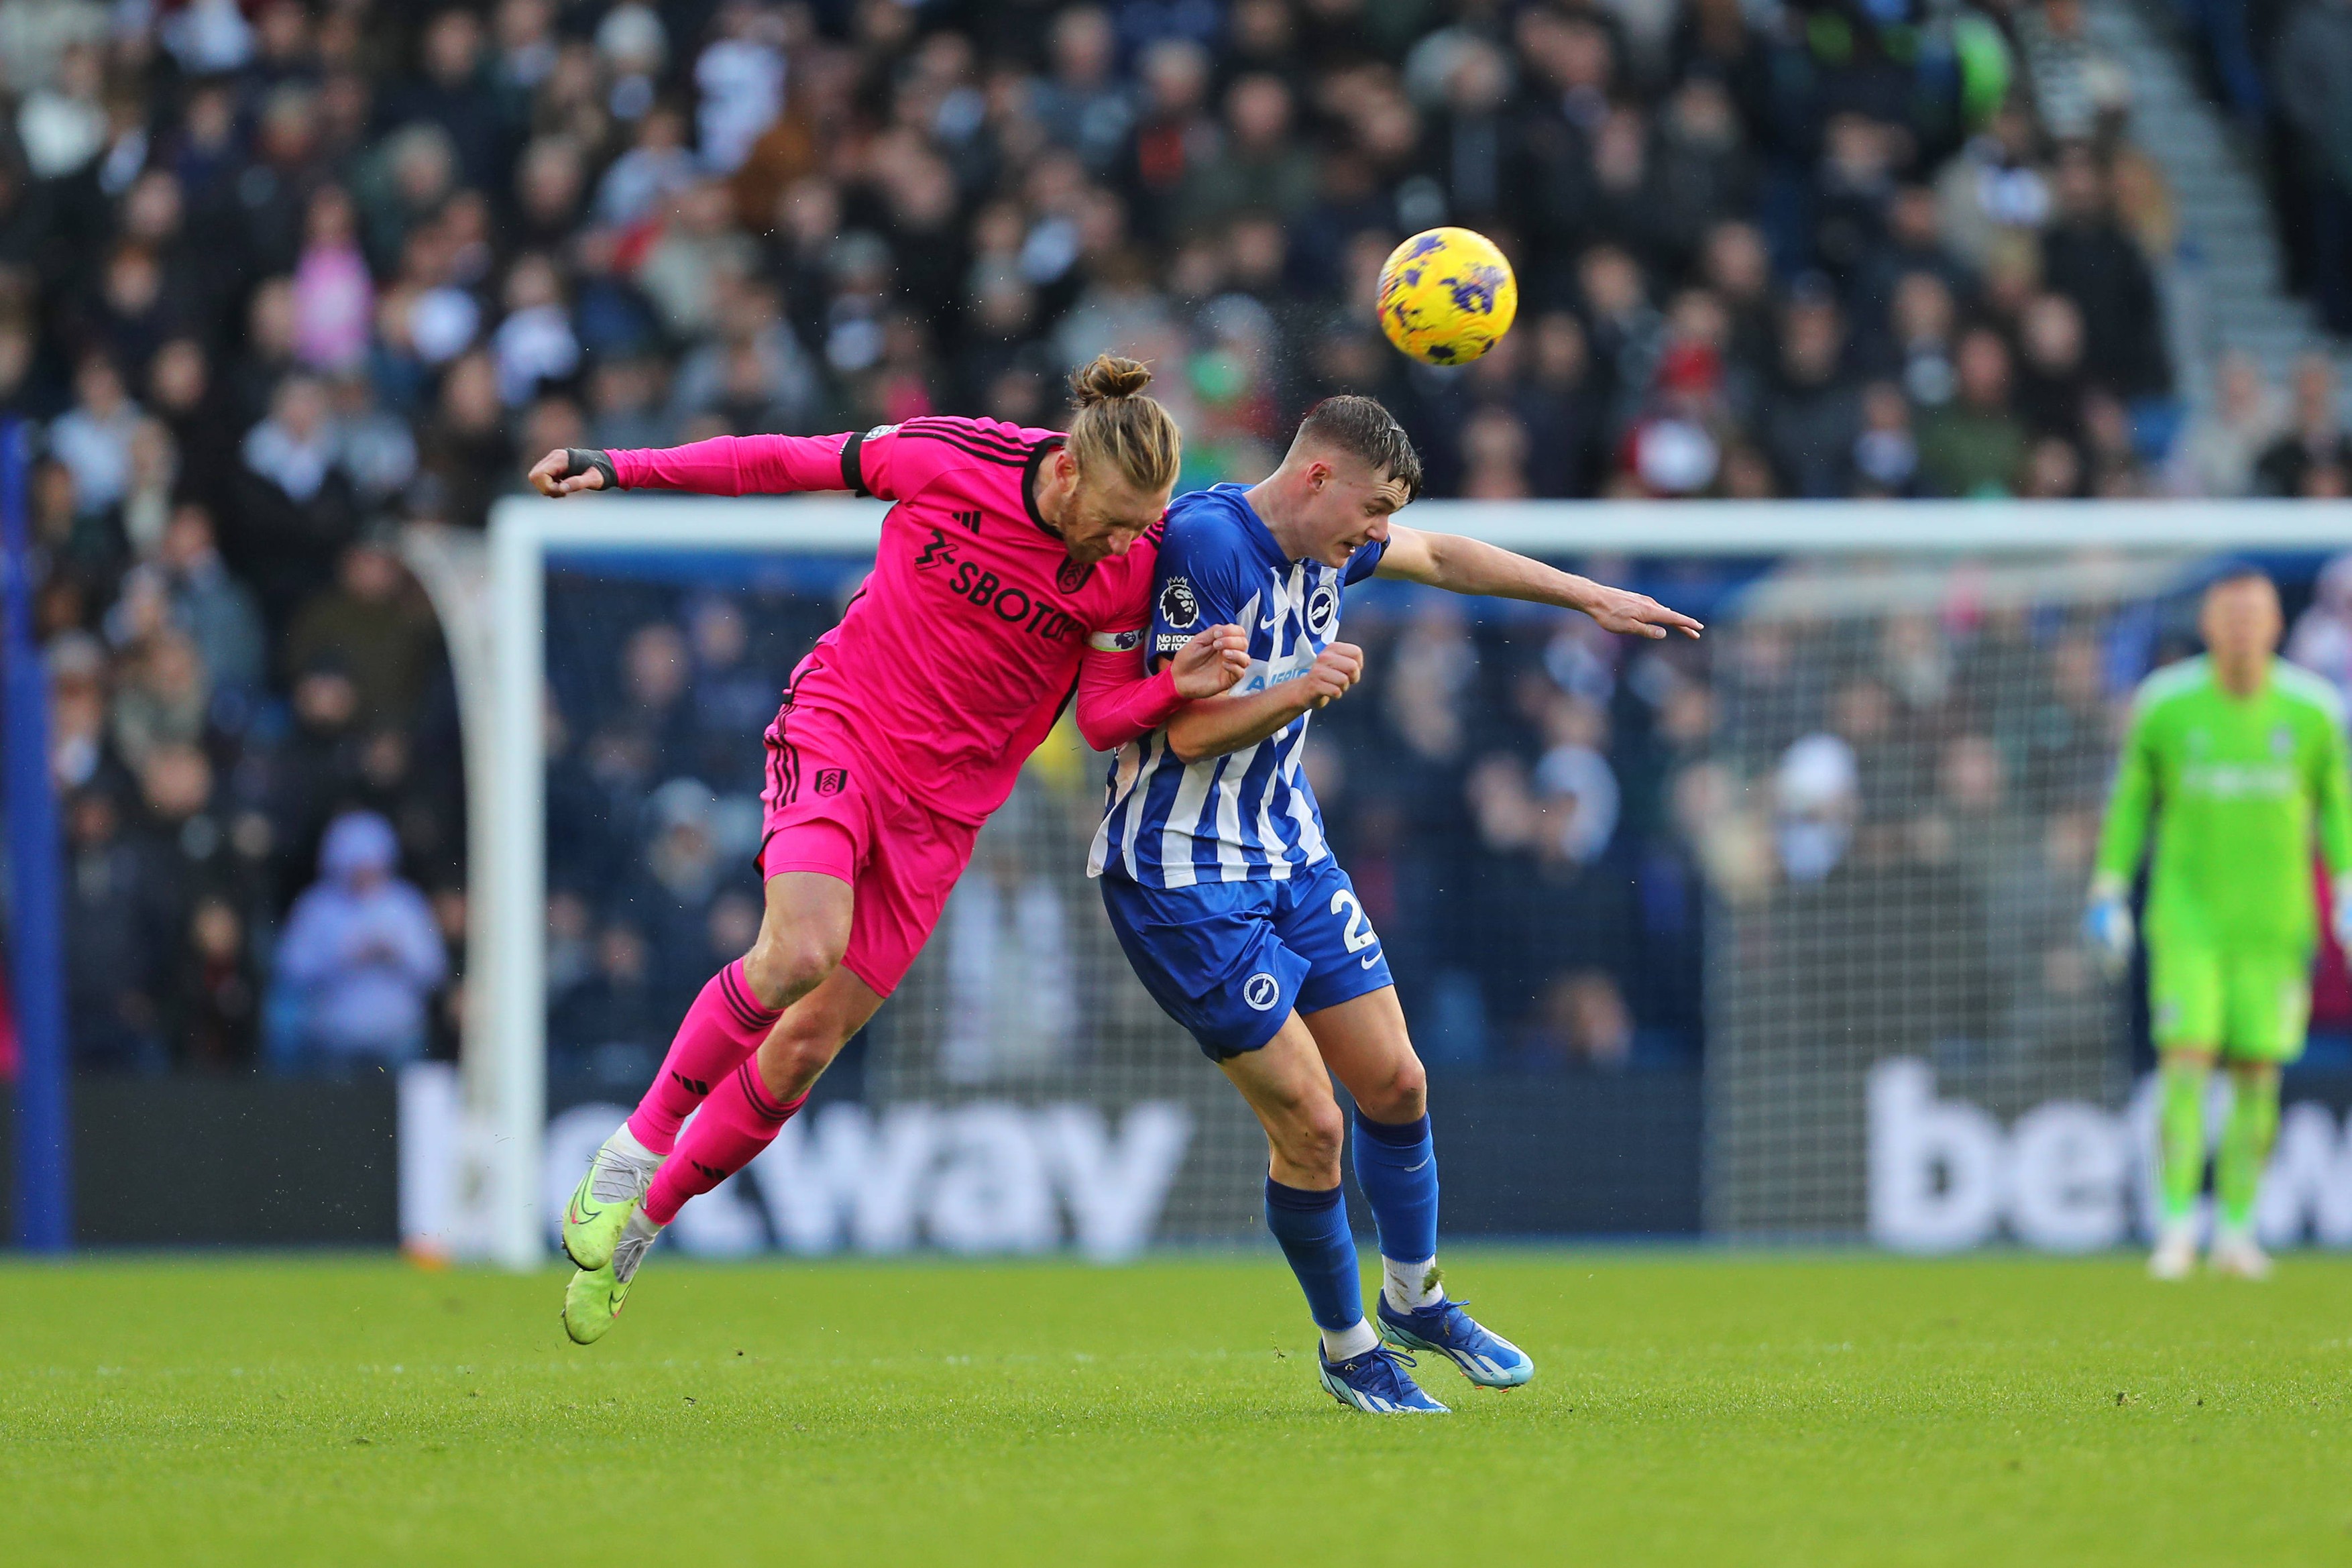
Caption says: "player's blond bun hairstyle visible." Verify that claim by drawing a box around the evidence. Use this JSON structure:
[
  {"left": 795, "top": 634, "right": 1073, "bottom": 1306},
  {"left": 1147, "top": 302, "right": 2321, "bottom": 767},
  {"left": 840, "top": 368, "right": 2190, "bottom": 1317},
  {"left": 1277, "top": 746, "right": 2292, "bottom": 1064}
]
[{"left": 1066, "top": 353, "right": 1181, "bottom": 496}]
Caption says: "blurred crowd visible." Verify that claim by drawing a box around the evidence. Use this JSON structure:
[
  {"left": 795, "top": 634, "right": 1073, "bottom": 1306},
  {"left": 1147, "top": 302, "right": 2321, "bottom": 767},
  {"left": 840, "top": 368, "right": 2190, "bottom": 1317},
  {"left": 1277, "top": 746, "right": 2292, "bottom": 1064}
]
[
  {"left": 541, "top": 568, "right": 1718, "bottom": 1078},
  {"left": 539, "top": 573, "right": 835, "bottom": 1082},
  {"left": 1715, "top": 559, "right": 2352, "bottom": 1082},
  {"left": 1305, "top": 583, "right": 1714, "bottom": 1069},
  {"left": 1332, "top": 556, "right": 2352, "bottom": 1076},
  {"left": 2171, "top": 0, "right": 2352, "bottom": 343},
  {"left": 539, "top": 556, "right": 2352, "bottom": 1084},
  {"left": 1, "top": 0, "right": 2341, "bottom": 1078},
  {"left": 40, "top": 526, "right": 463, "bottom": 1074}
]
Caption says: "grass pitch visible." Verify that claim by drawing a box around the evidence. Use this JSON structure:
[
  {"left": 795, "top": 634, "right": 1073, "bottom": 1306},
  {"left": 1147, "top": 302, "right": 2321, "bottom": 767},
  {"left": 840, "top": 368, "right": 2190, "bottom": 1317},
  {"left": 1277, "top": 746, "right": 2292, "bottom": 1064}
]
[{"left": 4, "top": 1251, "right": 2349, "bottom": 1567}]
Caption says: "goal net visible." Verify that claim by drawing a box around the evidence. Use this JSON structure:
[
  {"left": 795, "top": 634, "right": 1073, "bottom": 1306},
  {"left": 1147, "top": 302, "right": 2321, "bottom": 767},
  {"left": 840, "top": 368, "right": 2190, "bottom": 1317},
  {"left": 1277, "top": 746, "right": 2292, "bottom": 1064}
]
[
  {"left": 1704, "top": 553, "right": 2162, "bottom": 1240},
  {"left": 534, "top": 533, "right": 1266, "bottom": 1258},
  {"left": 407, "top": 496, "right": 1272, "bottom": 1266},
  {"left": 416, "top": 498, "right": 2352, "bottom": 1266},
  {"left": 1703, "top": 539, "right": 2352, "bottom": 1246}
]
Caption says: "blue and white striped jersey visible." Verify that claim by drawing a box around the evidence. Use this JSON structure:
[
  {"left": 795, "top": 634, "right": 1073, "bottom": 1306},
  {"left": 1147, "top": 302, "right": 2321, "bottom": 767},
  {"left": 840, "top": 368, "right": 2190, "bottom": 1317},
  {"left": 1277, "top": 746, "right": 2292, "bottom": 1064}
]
[{"left": 1088, "top": 484, "right": 1387, "bottom": 887}]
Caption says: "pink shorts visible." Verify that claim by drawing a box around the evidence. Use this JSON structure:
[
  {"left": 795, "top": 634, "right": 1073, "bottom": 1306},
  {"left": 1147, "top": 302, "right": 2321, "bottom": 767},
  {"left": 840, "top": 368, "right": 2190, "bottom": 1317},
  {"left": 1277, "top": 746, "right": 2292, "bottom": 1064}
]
[{"left": 757, "top": 702, "right": 979, "bottom": 998}]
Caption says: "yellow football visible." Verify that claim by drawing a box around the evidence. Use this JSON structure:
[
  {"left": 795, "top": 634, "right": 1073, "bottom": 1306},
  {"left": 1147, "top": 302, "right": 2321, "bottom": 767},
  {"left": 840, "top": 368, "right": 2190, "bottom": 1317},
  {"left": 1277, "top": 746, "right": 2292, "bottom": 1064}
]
[{"left": 1376, "top": 227, "right": 1519, "bottom": 366}]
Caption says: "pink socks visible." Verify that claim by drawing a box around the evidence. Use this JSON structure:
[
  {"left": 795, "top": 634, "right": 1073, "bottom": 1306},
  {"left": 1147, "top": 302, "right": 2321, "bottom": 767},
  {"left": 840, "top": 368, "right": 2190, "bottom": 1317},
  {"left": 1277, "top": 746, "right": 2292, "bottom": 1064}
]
[
  {"left": 626, "top": 960, "right": 781, "bottom": 1156},
  {"left": 640, "top": 1061, "right": 807, "bottom": 1225},
  {"left": 626, "top": 956, "right": 809, "bottom": 1229}
]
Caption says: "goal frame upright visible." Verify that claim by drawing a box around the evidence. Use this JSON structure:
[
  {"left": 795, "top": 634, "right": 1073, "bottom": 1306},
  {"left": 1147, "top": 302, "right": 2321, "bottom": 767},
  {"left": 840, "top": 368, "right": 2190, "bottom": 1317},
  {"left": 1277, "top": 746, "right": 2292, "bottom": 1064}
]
[{"left": 465, "top": 494, "right": 2352, "bottom": 1268}]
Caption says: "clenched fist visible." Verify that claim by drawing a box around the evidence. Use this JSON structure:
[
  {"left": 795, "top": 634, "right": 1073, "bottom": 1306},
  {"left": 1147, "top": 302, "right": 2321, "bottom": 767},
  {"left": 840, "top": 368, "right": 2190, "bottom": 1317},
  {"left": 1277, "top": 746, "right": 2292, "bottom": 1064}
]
[
  {"left": 528, "top": 449, "right": 614, "bottom": 497},
  {"left": 1297, "top": 641, "right": 1363, "bottom": 709},
  {"left": 1170, "top": 624, "right": 1250, "bottom": 697}
]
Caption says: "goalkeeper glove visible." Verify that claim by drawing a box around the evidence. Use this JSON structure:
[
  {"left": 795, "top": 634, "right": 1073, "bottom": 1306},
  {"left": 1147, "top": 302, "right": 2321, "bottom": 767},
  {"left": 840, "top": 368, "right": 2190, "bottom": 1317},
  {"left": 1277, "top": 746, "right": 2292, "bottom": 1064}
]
[{"left": 2084, "top": 875, "right": 2134, "bottom": 977}]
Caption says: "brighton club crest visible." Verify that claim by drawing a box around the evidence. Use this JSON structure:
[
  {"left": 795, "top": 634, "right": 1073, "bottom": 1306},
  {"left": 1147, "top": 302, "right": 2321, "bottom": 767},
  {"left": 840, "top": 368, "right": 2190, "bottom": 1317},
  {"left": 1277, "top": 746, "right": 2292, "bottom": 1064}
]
[{"left": 1307, "top": 581, "right": 1339, "bottom": 638}]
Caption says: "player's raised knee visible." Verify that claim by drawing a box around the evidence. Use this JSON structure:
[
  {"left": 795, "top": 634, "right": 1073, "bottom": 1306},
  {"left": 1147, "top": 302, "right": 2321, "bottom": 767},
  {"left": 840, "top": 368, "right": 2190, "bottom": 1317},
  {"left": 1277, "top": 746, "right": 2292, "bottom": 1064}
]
[
  {"left": 1276, "top": 1099, "right": 1347, "bottom": 1181},
  {"left": 1354, "top": 1056, "right": 1427, "bottom": 1124}
]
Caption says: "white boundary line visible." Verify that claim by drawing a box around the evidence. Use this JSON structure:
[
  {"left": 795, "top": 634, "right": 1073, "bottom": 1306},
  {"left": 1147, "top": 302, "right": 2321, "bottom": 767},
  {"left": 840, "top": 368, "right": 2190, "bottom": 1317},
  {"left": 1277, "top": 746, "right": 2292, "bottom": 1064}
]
[{"left": 471, "top": 493, "right": 2352, "bottom": 1266}]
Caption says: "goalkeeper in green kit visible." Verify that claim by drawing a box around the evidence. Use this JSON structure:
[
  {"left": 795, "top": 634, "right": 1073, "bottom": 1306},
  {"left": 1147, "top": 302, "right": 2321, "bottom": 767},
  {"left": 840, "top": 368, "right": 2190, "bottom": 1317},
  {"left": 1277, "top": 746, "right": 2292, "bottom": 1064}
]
[{"left": 2088, "top": 567, "right": 2352, "bottom": 1280}]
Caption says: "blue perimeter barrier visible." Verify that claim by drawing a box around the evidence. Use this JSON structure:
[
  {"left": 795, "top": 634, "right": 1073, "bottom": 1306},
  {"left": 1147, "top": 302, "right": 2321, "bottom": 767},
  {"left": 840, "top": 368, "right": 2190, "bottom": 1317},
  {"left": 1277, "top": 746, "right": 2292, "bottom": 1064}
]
[{"left": 3, "top": 418, "right": 70, "bottom": 1250}]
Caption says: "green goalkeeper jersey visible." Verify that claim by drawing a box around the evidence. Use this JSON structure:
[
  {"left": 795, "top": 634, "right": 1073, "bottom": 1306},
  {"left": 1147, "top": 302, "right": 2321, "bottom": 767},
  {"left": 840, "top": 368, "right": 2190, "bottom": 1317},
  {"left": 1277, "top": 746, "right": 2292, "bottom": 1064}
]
[{"left": 2094, "top": 655, "right": 2352, "bottom": 950}]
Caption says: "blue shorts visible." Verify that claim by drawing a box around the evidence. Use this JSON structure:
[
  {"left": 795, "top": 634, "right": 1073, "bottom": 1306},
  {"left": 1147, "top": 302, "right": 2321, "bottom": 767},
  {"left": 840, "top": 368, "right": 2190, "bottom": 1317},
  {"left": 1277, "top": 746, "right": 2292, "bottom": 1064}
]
[{"left": 1099, "top": 857, "right": 1396, "bottom": 1060}]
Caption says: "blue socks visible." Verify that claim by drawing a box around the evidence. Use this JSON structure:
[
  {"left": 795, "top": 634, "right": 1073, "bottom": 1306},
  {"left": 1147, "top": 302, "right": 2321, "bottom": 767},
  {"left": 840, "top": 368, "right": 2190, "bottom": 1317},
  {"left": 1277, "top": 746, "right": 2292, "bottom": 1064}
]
[
  {"left": 1351, "top": 1110, "right": 1439, "bottom": 1264},
  {"left": 1268, "top": 1113, "right": 1443, "bottom": 1347},
  {"left": 1263, "top": 1178, "right": 1363, "bottom": 1333}
]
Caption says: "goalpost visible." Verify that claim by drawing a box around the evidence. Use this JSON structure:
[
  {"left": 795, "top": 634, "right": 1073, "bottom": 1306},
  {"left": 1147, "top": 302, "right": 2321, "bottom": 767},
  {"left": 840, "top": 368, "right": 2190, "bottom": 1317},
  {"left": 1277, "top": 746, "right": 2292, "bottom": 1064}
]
[
  {"left": 427, "top": 497, "right": 2352, "bottom": 1269},
  {"left": 408, "top": 497, "right": 887, "bottom": 1270}
]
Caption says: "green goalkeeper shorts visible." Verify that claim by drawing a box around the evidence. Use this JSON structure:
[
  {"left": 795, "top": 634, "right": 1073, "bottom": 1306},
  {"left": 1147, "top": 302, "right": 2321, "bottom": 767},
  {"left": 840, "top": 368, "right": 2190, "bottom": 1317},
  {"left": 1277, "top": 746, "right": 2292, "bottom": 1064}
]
[{"left": 2147, "top": 940, "right": 2313, "bottom": 1062}]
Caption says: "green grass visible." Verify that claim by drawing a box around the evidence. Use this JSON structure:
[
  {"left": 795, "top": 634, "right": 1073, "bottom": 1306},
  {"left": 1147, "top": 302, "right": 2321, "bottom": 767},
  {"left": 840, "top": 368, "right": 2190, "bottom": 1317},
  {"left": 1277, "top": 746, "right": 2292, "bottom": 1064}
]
[{"left": 3, "top": 1251, "right": 2349, "bottom": 1566}]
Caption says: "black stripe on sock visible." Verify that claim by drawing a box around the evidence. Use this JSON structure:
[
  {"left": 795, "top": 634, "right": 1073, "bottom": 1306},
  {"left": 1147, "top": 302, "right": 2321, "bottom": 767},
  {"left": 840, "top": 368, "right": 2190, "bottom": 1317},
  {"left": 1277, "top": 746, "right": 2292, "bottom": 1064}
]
[
  {"left": 720, "top": 965, "right": 780, "bottom": 1030},
  {"left": 716, "top": 970, "right": 759, "bottom": 1032},
  {"left": 734, "top": 1061, "right": 793, "bottom": 1123}
]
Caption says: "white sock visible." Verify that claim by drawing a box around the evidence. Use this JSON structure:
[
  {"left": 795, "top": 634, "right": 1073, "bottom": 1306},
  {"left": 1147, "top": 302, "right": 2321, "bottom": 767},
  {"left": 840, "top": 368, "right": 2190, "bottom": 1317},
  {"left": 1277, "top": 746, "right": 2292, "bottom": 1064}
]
[
  {"left": 1383, "top": 1255, "right": 1443, "bottom": 1312},
  {"left": 1321, "top": 1318, "right": 1380, "bottom": 1360},
  {"left": 608, "top": 1123, "right": 659, "bottom": 1164}
]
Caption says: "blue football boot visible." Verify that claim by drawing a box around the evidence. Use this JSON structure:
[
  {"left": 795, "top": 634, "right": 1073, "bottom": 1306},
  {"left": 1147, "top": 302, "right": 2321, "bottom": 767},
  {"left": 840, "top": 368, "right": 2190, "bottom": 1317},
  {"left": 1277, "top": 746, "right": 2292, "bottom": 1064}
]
[
  {"left": 1317, "top": 1342, "right": 1450, "bottom": 1414},
  {"left": 1376, "top": 1295, "right": 1534, "bottom": 1388}
]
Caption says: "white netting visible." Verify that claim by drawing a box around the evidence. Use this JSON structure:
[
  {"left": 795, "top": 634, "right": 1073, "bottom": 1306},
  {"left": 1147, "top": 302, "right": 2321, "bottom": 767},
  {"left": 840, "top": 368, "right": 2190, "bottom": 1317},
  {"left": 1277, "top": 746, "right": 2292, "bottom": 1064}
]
[
  {"left": 482, "top": 514, "right": 2352, "bottom": 1262},
  {"left": 1698, "top": 550, "right": 2329, "bottom": 1237},
  {"left": 539, "top": 550, "right": 1262, "bottom": 1249}
]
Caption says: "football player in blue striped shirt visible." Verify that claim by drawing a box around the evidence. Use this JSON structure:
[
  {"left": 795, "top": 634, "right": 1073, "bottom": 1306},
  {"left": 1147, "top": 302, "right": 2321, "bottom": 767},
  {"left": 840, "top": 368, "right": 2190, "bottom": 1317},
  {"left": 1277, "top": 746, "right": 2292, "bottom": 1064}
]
[{"left": 1090, "top": 396, "right": 1701, "bottom": 1412}]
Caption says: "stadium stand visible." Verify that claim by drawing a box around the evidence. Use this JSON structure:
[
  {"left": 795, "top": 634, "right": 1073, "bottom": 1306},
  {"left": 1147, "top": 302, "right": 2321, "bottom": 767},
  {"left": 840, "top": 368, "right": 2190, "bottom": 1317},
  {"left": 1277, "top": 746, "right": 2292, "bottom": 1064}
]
[{"left": 3, "top": 0, "right": 2308, "bottom": 1080}]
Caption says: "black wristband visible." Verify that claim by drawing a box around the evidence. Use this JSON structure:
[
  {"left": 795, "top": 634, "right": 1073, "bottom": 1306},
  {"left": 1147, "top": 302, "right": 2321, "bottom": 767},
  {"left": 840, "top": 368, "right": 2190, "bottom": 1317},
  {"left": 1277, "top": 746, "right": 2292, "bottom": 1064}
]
[{"left": 565, "top": 448, "right": 619, "bottom": 490}]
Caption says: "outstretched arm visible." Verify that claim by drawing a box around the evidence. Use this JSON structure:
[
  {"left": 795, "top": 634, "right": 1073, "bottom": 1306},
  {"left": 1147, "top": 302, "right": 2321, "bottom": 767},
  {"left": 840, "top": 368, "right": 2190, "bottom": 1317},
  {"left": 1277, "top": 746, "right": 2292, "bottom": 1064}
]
[
  {"left": 1372, "top": 524, "right": 1703, "bottom": 639},
  {"left": 1074, "top": 625, "right": 1249, "bottom": 752},
  {"left": 528, "top": 433, "right": 866, "bottom": 498}
]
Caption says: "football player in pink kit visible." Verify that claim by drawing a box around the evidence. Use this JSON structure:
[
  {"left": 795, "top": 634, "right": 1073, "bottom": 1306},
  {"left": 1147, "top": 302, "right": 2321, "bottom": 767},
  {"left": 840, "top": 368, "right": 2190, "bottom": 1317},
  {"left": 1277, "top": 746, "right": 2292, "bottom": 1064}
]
[{"left": 528, "top": 357, "right": 1247, "bottom": 1342}]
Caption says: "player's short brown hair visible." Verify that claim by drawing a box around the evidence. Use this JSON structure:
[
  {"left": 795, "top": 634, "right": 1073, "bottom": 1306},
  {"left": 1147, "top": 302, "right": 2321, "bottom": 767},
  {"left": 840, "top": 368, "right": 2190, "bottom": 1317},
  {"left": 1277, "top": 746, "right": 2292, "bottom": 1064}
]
[
  {"left": 1294, "top": 395, "right": 1424, "bottom": 501},
  {"left": 1066, "top": 354, "right": 1182, "bottom": 496}
]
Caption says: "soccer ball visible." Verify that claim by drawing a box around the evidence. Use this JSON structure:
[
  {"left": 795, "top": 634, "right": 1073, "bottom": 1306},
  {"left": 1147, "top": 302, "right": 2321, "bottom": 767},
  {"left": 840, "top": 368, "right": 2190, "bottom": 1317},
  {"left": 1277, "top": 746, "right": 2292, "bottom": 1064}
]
[{"left": 1376, "top": 227, "right": 1518, "bottom": 366}]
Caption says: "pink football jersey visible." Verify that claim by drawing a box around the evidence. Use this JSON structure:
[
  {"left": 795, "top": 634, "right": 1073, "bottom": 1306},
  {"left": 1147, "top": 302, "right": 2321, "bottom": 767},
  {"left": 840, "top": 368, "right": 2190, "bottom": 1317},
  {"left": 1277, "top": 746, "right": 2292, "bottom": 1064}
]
[{"left": 608, "top": 418, "right": 1162, "bottom": 824}]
